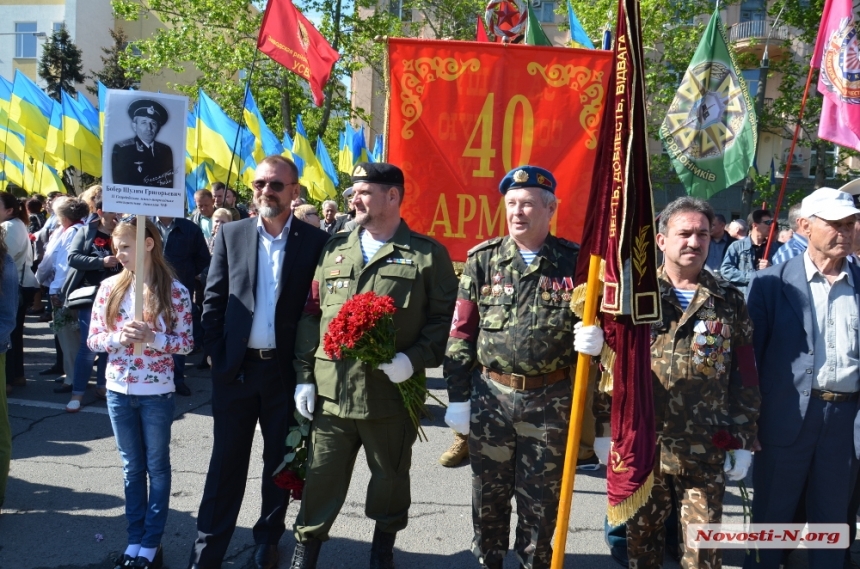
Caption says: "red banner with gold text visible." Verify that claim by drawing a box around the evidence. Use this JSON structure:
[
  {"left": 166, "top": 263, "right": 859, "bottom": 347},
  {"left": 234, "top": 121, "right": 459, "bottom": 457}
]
[{"left": 387, "top": 38, "right": 613, "bottom": 261}]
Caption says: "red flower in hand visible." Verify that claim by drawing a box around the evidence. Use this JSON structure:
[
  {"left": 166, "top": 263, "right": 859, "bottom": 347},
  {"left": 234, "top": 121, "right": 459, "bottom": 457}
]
[
  {"left": 28, "top": 233, "right": 36, "bottom": 242},
  {"left": 273, "top": 469, "right": 305, "bottom": 500},
  {"left": 94, "top": 237, "right": 109, "bottom": 248},
  {"left": 712, "top": 430, "right": 741, "bottom": 451}
]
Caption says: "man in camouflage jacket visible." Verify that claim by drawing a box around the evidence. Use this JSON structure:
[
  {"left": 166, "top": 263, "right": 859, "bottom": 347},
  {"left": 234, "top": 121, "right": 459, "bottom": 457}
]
[
  {"left": 443, "top": 165, "right": 605, "bottom": 569},
  {"left": 594, "top": 197, "right": 761, "bottom": 569}
]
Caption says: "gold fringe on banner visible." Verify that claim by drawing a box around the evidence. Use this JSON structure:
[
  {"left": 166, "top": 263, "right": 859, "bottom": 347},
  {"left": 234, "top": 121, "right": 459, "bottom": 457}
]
[
  {"left": 606, "top": 471, "right": 654, "bottom": 526},
  {"left": 598, "top": 343, "right": 616, "bottom": 395},
  {"left": 571, "top": 259, "right": 606, "bottom": 318}
]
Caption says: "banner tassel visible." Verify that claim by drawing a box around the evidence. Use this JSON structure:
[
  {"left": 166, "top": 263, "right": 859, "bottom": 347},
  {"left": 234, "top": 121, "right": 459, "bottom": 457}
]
[
  {"left": 606, "top": 471, "right": 654, "bottom": 526},
  {"left": 598, "top": 343, "right": 616, "bottom": 395}
]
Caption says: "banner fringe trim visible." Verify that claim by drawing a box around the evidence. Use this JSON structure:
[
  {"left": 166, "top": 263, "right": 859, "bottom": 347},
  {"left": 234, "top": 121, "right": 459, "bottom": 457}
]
[
  {"left": 606, "top": 471, "right": 654, "bottom": 526},
  {"left": 598, "top": 343, "right": 616, "bottom": 395}
]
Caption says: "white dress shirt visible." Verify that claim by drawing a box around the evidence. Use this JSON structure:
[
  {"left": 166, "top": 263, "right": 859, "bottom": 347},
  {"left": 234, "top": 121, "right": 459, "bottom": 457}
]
[{"left": 248, "top": 215, "right": 292, "bottom": 349}]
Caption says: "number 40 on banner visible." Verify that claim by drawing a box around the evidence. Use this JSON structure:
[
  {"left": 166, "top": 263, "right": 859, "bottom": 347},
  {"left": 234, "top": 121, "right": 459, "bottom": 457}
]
[{"left": 463, "top": 93, "right": 535, "bottom": 178}]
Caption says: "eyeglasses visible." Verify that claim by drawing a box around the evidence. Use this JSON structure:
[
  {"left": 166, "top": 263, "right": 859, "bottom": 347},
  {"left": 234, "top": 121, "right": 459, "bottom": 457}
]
[
  {"left": 252, "top": 180, "right": 297, "bottom": 192},
  {"left": 761, "top": 219, "right": 774, "bottom": 226}
]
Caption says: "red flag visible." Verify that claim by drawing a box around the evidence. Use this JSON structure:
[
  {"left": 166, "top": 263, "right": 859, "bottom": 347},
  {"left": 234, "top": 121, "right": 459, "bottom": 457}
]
[
  {"left": 476, "top": 16, "right": 490, "bottom": 42},
  {"left": 257, "top": 0, "right": 339, "bottom": 107},
  {"left": 571, "top": 0, "right": 661, "bottom": 525}
]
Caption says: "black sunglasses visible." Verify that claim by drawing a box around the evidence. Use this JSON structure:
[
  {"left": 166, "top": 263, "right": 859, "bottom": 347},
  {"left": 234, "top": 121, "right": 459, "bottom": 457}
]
[
  {"left": 761, "top": 219, "right": 774, "bottom": 226},
  {"left": 252, "top": 180, "right": 297, "bottom": 193}
]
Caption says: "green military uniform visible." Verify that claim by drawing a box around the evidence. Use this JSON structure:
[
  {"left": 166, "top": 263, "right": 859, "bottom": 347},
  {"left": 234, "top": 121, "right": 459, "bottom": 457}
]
[
  {"left": 293, "top": 219, "right": 457, "bottom": 542},
  {"left": 444, "top": 233, "right": 580, "bottom": 569},
  {"left": 595, "top": 267, "right": 761, "bottom": 569}
]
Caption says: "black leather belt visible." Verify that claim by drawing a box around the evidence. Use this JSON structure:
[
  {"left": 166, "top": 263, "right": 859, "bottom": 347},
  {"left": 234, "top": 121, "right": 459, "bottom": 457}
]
[
  {"left": 245, "top": 348, "right": 277, "bottom": 360},
  {"left": 811, "top": 389, "right": 859, "bottom": 403}
]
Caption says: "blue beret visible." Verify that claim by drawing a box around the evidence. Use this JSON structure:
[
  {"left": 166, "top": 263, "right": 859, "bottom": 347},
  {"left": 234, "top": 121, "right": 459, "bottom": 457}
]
[{"left": 499, "top": 165, "right": 556, "bottom": 195}]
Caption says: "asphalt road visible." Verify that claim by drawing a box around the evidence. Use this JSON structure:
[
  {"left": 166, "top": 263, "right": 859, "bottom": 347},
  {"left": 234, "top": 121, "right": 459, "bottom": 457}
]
[{"left": 0, "top": 314, "right": 851, "bottom": 568}]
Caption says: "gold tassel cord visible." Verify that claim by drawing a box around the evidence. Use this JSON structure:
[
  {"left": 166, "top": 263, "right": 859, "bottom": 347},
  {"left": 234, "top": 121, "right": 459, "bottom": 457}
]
[
  {"left": 598, "top": 342, "right": 616, "bottom": 395},
  {"left": 606, "top": 471, "right": 654, "bottom": 526}
]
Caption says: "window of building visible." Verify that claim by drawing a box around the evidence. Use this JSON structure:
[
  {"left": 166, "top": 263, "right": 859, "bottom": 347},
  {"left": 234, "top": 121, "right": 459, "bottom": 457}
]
[
  {"left": 742, "top": 69, "right": 761, "bottom": 101},
  {"left": 740, "top": 0, "right": 765, "bottom": 22},
  {"left": 53, "top": 22, "right": 65, "bottom": 32},
  {"left": 15, "top": 22, "right": 37, "bottom": 58},
  {"left": 388, "top": 0, "right": 410, "bottom": 21},
  {"left": 537, "top": 1, "right": 557, "bottom": 23},
  {"left": 809, "top": 143, "right": 838, "bottom": 179}
]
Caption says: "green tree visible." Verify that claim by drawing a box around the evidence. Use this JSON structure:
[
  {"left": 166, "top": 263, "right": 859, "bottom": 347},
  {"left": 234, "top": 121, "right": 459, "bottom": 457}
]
[
  {"left": 38, "top": 25, "right": 85, "bottom": 101},
  {"left": 87, "top": 26, "right": 138, "bottom": 95}
]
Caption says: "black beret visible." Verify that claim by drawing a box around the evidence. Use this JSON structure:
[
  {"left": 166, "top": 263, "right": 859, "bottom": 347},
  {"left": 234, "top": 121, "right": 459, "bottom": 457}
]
[
  {"left": 499, "top": 165, "right": 557, "bottom": 195},
  {"left": 127, "top": 99, "right": 169, "bottom": 127},
  {"left": 351, "top": 162, "right": 405, "bottom": 186}
]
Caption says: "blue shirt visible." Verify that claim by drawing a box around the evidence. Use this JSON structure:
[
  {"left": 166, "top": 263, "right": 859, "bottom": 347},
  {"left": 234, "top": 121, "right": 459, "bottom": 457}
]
[
  {"left": 772, "top": 233, "right": 808, "bottom": 266},
  {"left": 705, "top": 234, "right": 731, "bottom": 274},
  {"left": 248, "top": 216, "right": 292, "bottom": 349},
  {"left": 359, "top": 229, "right": 386, "bottom": 263}
]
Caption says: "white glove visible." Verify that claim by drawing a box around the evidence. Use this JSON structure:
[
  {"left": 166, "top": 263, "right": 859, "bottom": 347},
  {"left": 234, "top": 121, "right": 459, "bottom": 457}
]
[
  {"left": 294, "top": 384, "right": 316, "bottom": 421},
  {"left": 378, "top": 352, "right": 413, "bottom": 384},
  {"left": 724, "top": 449, "right": 752, "bottom": 481},
  {"left": 594, "top": 437, "right": 612, "bottom": 465},
  {"left": 444, "top": 401, "right": 471, "bottom": 435},
  {"left": 574, "top": 322, "right": 605, "bottom": 357}
]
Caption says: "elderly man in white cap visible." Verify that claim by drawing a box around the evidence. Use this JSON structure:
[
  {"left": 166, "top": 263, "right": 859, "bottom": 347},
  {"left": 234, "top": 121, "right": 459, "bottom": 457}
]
[{"left": 744, "top": 187, "right": 860, "bottom": 569}]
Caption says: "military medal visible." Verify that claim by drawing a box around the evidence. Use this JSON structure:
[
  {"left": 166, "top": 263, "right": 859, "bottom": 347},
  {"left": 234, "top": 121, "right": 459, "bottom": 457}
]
[
  {"left": 135, "top": 161, "right": 144, "bottom": 173},
  {"left": 335, "top": 255, "right": 344, "bottom": 264},
  {"left": 539, "top": 276, "right": 551, "bottom": 301},
  {"left": 481, "top": 284, "right": 492, "bottom": 296},
  {"left": 336, "top": 281, "right": 344, "bottom": 289},
  {"left": 492, "top": 271, "right": 503, "bottom": 297},
  {"left": 503, "top": 283, "right": 514, "bottom": 296},
  {"left": 561, "top": 276, "right": 573, "bottom": 302},
  {"left": 551, "top": 279, "right": 562, "bottom": 302}
]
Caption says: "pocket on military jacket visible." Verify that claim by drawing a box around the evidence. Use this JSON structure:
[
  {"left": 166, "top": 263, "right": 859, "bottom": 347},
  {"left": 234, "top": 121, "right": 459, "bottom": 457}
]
[
  {"left": 374, "top": 263, "right": 417, "bottom": 308},
  {"left": 478, "top": 295, "right": 511, "bottom": 330},
  {"left": 536, "top": 300, "right": 573, "bottom": 332}
]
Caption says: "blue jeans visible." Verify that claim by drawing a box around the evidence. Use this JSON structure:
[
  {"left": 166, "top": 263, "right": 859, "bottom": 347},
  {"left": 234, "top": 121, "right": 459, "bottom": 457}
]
[
  {"left": 72, "top": 308, "right": 107, "bottom": 395},
  {"left": 107, "top": 391, "right": 175, "bottom": 547}
]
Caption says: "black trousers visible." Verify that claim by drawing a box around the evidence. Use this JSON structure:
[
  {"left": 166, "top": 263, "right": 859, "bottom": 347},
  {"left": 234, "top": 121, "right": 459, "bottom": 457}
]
[
  {"left": 188, "top": 356, "right": 295, "bottom": 568},
  {"left": 5, "top": 287, "right": 35, "bottom": 381}
]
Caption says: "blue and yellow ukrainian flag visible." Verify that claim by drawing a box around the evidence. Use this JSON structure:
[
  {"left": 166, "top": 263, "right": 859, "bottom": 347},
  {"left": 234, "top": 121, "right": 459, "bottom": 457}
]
[
  {"left": 292, "top": 116, "right": 335, "bottom": 200},
  {"left": 197, "top": 90, "right": 254, "bottom": 185},
  {"left": 316, "top": 136, "right": 339, "bottom": 190},
  {"left": 567, "top": 1, "right": 595, "bottom": 49},
  {"left": 62, "top": 92, "right": 101, "bottom": 176},
  {"left": 9, "top": 70, "right": 52, "bottom": 143},
  {"left": 1, "top": 155, "right": 24, "bottom": 187},
  {"left": 97, "top": 81, "right": 108, "bottom": 140},
  {"left": 0, "top": 76, "right": 13, "bottom": 126},
  {"left": 282, "top": 130, "right": 301, "bottom": 174},
  {"left": 371, "top": 134, "right": 384, "bottom": 163},
  {"left": 0, "top": 124, "right": 25, "bottom": 165},
  {"left": 44, "top": 100, "right": 70, "bottom": 172},
  {"left": 243, "top": 87, "right": 285, "bottom": 164},
  {"left": 337, "top": 123, "right": 356, "bottom": 173}
]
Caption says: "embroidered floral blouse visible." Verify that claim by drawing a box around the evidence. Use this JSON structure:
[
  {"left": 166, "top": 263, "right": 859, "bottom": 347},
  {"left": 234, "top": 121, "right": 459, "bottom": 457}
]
[{"left": 88, "top": 274, "right": 193, "bottom": 395}]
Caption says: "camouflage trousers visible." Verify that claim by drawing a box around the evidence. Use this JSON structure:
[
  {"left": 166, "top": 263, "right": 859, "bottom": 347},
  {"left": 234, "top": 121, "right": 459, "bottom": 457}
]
[
  {"left": 469, "top": 369, "right": 572, "bottom": 569},
  {"left": 627, "top": 459, "right": 726, "bottom": 569}
]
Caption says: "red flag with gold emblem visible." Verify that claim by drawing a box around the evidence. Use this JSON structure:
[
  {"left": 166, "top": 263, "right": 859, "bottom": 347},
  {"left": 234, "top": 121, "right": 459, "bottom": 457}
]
[
  {"left": 572, "top": 0, "right": 661, "bottom": 525},
  {"left": 257, "top": 0, "right": 339, "bottom": 107}
]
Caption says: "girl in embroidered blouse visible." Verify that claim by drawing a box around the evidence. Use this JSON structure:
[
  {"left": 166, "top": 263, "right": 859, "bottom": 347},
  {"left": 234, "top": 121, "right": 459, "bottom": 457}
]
[{"left": 88, "top": 218, "right": 192, "bottom": 569}]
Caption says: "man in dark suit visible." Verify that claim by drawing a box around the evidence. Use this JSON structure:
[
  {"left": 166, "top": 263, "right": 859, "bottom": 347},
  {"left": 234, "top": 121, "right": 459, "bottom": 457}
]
[
  {"left": 153, "top": 215, "right": 210, "bottom": 396},
  {"left": 187, "top": 155, "right": 330, "bottom": 569},
  {"left": 111, "top": 99, "right": 175, "bottom": 188},
  {"left": 745, "top": 187, "right": 860, "bottom": 569}
]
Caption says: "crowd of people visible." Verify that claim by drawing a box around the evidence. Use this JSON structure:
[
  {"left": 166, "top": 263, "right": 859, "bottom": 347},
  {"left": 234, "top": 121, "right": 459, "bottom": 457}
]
[{"left": 1, "top": 160, "right": 860, "bottom": 569}]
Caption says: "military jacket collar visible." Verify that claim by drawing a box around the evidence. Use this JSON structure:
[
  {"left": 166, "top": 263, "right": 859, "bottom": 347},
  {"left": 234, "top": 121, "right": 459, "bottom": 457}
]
[
  {"left": 342, "top": 218, "right": 413, "bottom": 270},
  {"left": 658, "top": 266, "right": 727, "bottom": 325},
  {"left": 496, "top": 234, "right": 562, "bottom": 276}
]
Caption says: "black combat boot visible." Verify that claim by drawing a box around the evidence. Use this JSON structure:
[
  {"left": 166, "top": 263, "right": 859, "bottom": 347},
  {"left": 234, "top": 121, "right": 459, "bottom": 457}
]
[
  {"left": 368, "top": 528, "right": 396, "bottom": 569},
  {"left": 289, "top": 539, "right": 321, "bottom": 569}
]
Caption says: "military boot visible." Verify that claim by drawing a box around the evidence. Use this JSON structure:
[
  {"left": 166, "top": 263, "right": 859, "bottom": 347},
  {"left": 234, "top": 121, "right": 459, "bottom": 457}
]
[
  {"left": 289, "top": 538, "right": 321, "bottom": 569},
  {"left": 439, "top": 432, "right": 469, "bottom": 467},
  {"left": 368, "top": 528, "right": 396, "bottom": 569}
]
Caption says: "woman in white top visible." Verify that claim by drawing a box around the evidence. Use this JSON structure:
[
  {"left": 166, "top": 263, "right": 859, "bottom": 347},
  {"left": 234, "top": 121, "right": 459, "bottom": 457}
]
[
  {"left": 88, "top": 218, "right": 192, "bottom": 569},
  {"left": 0, "top": 191, "right": 38, "bottom": 391}
]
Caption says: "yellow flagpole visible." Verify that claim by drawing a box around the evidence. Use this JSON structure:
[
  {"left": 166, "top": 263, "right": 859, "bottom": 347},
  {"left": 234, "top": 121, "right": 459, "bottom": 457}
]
[{"left": 551, "top": 253, "right": 603, "bottom": 569}]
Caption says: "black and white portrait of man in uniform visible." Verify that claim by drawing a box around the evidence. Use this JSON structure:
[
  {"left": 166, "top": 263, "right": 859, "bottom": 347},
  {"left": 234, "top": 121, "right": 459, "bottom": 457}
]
[{"left": 110, "top": 99, "right": 175, "bottom": 188}]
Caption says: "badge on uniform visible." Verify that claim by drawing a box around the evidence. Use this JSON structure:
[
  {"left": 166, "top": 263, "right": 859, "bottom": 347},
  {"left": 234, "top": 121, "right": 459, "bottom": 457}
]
[
  {"left": 335, "top": 255, "right": 345, "bottom": 264},
  {"left": 330, "top": 269, "right": 340, "bottom": 276},
  {"left": 503, "top": 283, "right": 514, "bottom": 296},
  {"left": 492, "top": 271, "right": 503, "bottom": 297},
  {"left": 481, "top": 285, "right": 492, "bottom": 296},
  {"left": 561, "top": 276, "right": 573, "bottom": 302},
  {"left": 539, "top": 276, "right": 551, "bottom": 301}
]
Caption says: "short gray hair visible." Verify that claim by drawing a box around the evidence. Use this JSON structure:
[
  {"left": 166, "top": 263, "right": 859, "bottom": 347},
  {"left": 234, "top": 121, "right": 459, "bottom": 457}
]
[
  {"left": 658, "top": 197, "right": 714, "bottom": 235},
  {"left": 540, "top": 189, "right": 557, "bottom": 208},
  {"left": 787, "top": 202, "right": 802, "bottom": 231},
  {"left": 322, "top": 200, "right": 338, "bottom": 211}
]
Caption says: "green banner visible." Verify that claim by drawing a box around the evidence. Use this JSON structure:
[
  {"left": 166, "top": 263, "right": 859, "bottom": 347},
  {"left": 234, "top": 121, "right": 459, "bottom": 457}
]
[{"left": 659, "top": 10, "right": 757, "bottom": 198}]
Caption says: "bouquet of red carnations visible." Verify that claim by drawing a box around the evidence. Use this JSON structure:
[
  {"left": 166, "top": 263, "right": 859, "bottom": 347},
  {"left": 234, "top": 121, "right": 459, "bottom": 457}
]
[
  {"left": 273, "top": 411, "right": 310, "bottom": 500},
  {"left": 323, "top": 291, "right": 441, "bottom": 441}
]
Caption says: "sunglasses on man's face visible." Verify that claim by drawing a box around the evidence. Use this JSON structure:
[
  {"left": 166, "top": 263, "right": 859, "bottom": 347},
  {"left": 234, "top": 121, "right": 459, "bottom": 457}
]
[
  {"left": 761, "top": 219, "right": 774, "bottom": 226},
  {"left": 252, "top": 180, "right": 296, "bottom": 193}
]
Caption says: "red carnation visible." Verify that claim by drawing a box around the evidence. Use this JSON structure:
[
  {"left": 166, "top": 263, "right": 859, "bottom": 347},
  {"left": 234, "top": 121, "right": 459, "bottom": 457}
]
[
  {"left": 94, "top": 237, "right": 108, "bottom": 248},
  {"left": 273, "top": 469, "right": 305, "bottom": 500},
  {"left": 712, "top": 430, "right": 741, "bottom": 451}
]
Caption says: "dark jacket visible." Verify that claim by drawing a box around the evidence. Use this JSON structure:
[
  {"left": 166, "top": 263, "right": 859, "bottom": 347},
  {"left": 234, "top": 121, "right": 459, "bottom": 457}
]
[
  {"left": 203, "top": 217, "right": 330, "bottom": 386},
  {"left": 161, "top": 218, "right": 210, "bottom": 296},
  {"left": 61, "top": 220, "right": 113, "bottom": 305}
]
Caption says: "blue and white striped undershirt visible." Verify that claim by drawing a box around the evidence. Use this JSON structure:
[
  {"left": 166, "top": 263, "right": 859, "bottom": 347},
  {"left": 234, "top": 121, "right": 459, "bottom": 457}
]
[
  {"left": 360, "top": 229, "right": 387, "bottom": 263},
  {"left": 674, "top": 288, "right": 695, "bottom": 310},
  {"left": 519, "top": 250, "right": 537, "bottom": 265}
]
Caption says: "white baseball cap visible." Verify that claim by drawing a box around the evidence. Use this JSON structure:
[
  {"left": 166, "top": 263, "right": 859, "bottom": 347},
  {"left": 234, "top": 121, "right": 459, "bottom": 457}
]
[
  {"left": 838, "top": 178, "right": 860, "bottom": 196},
  {"left": 800, "top": 187, "right": 860, "bottom": 221},
  {"left": 342, "top": 186, "right": 354, "bottom": 200}
]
